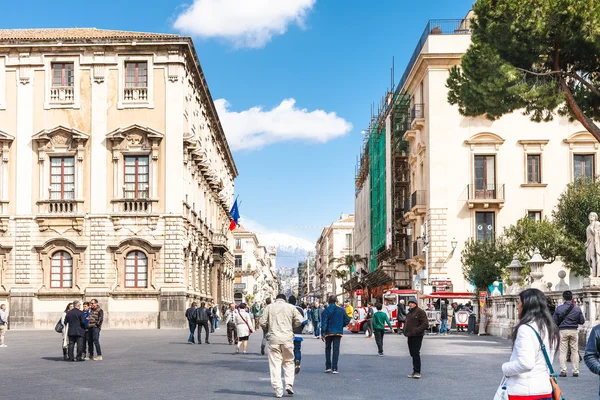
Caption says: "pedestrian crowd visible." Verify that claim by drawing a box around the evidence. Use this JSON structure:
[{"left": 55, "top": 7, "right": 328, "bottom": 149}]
[
  {"left": 57, "top": 299, "right": 103, "bottom": 361},
  {"left": 2, "top": 287, "right": 600, "bottom": 399}
]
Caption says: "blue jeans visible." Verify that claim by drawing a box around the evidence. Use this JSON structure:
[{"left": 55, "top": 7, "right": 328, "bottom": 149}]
[
  {"left": 313, "top": 321, "right": 321, "bottom": 337},
  {"left": 188, "top": 321, "right": 196, "bottom": 343},
  {"left": 294, "top": 340, "right": 302, "bottom": 362},
  {"left": 89, "top": 327, "right": 102, "bottom": 356},
  {"left": 440, "top": 318, "right": 448, "bottom": 334},
  {"left": 325, "top": 336, "right": 341, "bottom": 371},
  {"left": 214, "top": 318, "right": 219, "bottom": 329}
]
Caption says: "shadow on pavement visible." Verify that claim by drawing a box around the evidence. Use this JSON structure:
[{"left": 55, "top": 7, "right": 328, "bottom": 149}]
[
  {"left": 40, "top": 356, "right": 67, "bottom": 362},
  {"left": 214, "top": 389, "right": 273, "bottom": 398}
]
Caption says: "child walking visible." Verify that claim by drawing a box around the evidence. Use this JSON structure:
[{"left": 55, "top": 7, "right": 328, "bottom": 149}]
[{"left": 372, "top": 303, "right": 392, "bottom": 356}]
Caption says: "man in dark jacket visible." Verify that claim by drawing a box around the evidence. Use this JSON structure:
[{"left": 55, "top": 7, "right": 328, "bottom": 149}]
[
  {"left": 194, "top": 302, "right": 211, "bottom": 344},
  {"left": 312, "top": 302, "right": 321, "bottom": 339},
  {"left": 321, "top": 295, "right": 351, "bottom": 374},
  {"left": 403, "top": 298, "right": 429, "bottom": 379},
  {"left": 87, "top": 298, "right": 104, "bottom": 360},
  {"left": 365, "top": 302, "right": 374, "bottom": 338},
  {"left": 440, "top": 300, "right": 449, "bottom": 335},
  {"left": 553, "top": 290, "right": 585, "bottom": 377},
  {"left": 65, "top": 300, "right": 87, "bottom": 362},
  {"left": 584, "top": 324, "right": 600, "bottom": 399},
  {"left": 185, "top": 302, "right": 197, "bottom": 344}
]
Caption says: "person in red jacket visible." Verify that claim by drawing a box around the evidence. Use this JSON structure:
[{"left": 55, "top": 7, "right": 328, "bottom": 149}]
[{"left": 403, "top": 298, "right": 429, "bottom": 379}]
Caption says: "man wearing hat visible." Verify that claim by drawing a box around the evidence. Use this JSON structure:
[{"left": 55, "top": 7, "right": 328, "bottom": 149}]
[{"left": 403, "top": 297, "right": 429, "bottom": 379}]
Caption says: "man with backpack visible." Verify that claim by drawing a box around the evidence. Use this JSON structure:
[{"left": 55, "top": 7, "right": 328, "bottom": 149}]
[
  {"left": 365, "top": 302, "right": 374, "bottom": 338},
  {"left": 193, "top": 302, "right": 211, "bottom": 344},
  {"left": 553, "top": 290, "right": 585, "bottom": 377},
  {"left": 287, "top": 296, "right": 307, "bottom": 374}
]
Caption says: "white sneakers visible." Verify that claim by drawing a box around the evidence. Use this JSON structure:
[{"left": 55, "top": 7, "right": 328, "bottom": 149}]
[{"left": 0, "top": 344, "right": 7, "bottom": 348}]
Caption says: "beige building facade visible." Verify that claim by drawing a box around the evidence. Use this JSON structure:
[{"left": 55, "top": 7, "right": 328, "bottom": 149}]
[
  {"left": 397, "top": 17, "right": 588, "bottom": 292},
  {"left": 315, "top": 214, "right": 354, "bottom": 300},
  {"left": 232, "top": 226, "right": 278, "bottom": 304},
  {"left": 0, "top": 28, "right": 237, "bottom": 329}
]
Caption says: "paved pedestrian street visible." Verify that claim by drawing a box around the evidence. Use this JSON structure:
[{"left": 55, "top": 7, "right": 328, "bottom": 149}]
[{"left": 0, "top": 328, "right": 595, "bottom": 400}]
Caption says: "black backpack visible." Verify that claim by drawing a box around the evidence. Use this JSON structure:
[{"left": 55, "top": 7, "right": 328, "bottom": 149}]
[{"left": 367, "top": 307, "right": 374, "bottom": 319}]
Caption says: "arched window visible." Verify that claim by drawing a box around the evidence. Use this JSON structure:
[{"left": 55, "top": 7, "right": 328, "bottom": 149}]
[
  {"left": 51, "top": 251, "right": 73, "bottom": 288},
  {"left": 125, "top": 251, "right": 148, "bottom": 288}
]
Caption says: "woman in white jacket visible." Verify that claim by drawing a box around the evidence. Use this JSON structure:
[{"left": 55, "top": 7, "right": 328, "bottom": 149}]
[
  {"left": 61, "top": 302, "right": 73, "bottom": 360},
  {"left": 502, "top": 288, "right": 559, "bottom": 400},
  {"left": 234, "top": 303, "right": 252, "bottom": 354}
]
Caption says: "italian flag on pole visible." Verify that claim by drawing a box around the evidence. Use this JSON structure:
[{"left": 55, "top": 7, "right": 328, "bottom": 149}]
[{"left": 229, "top": 199, "right": 240, "bottom": 231}]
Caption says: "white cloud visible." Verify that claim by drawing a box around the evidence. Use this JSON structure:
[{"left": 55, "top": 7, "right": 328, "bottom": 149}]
[
  {"left": 173, "top": 0, "right": 316, "bottom": 48},
  {"left": 215, "top": 98, "right": 353, "bottom": 151},
  {"left": 240, "top": 216, "right": 314, "bottom": 252}
]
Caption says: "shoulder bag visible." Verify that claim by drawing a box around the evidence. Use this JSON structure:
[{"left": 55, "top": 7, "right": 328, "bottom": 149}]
[
  {"left": 525, "top": 324, "right": 565, "bottom": 400},
  {"left": 237, "top": 310, "right": 253, "bottom": 334},
  {"left": 556, "top": 303, "right": 575, "bottom": 327},
  {"left": 55, "top": 318, "right": 64, "bottom": 333}
]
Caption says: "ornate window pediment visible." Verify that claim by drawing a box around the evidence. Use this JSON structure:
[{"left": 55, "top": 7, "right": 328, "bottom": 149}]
[
  {"left": 563, "top": 131, "right": 599, "bottom": 150},
  {"left": 0, "top": 129, "right": 14, "bottom": 160},
  {"left": 107, "top": 126, "right": 163, "bottom": 208},
  {"left": 464, "top": 132, "right": 505, "bottom": 151},
  {"left": 108, "top": 238, "right": 162, "bottom": 291},
  {"left": 106, "top": 124, "right": 164, "bottom": 154},
  {"left": 34, "top": 238, "right": 86, "bottom": 292},
  {"left": 32, "top": 126, "right": 89, "bottom": 156}
]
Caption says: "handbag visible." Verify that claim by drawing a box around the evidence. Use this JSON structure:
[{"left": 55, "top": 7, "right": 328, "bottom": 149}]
[
  {"left": 237, "top": 310, "right": 253, "bottom": 334},
  {"left": 493, "top": 377, "right": 508, "bottom": 400},
  {"left": 55, "top": 319, "right": 64, "bottom": 334},
  {"left": 525, "top": 324, "right": 565, "bottom": 400}
]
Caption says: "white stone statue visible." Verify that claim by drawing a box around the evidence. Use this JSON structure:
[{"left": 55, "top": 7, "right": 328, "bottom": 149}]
[{"left": 586, "top": 212, "right": 600, "bottom": 277}]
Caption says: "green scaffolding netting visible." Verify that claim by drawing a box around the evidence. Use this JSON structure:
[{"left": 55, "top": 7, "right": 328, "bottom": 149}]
[{"left": 369, "top": 126, "right": 386, "bottom": 271}]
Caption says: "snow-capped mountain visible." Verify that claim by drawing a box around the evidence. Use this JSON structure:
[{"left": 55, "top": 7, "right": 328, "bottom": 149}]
[{"left": 255, "top": 232, "right": 314, "bottom": 269}]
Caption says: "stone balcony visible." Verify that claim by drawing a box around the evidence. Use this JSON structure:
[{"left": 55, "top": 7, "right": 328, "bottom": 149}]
[
  {"left": 123, "top": 87, "right": 148, "bottom": 102},
  {"left": 49, "top": 86, "right": 75, "bottom": 103}
]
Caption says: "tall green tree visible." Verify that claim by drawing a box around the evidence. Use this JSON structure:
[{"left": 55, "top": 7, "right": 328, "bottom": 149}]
[
  {"left": 461, "top": 237, "right": 513, "bottom": 291},
  {"left": 447, "top": 0, "right": 600, "bottom": 141},
  {"left": 553, "top": 178, "right": 600, "bottom": 276},
  {"left": 503, "top": 216, "right": 567, "bottom": 264}
]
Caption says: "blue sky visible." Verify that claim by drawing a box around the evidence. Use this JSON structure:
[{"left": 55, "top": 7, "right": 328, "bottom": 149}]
[{"left": 5, "top": 0, "right": 474, "bottom": 243}]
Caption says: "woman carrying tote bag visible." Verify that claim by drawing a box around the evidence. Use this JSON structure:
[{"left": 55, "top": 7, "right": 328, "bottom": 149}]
[
  {"left": 234, "top": 303, "right": 253, "bottom": 354},
  {"left": 501, "top": 288, "right": 560, "bottom": 400}
]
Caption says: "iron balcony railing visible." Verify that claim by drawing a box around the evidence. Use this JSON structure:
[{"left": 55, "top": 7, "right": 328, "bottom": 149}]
[
  {"left": 394, "top": 19, "right": 472, "bottom": 96},
  {"left": 404, "top": 198, "right": 411, "bottom": 214},
  {"left": 411, "top": 103, "right": 425, "bottom": 123},
  {"left": 412, "top": 239, "right": 424, "bottom": 258},
  {"left": 411, "top": 190, "right": 426, "bottom": 209},
  {"left": 467, "top": 184, "right": 506, "bottom": 201}
]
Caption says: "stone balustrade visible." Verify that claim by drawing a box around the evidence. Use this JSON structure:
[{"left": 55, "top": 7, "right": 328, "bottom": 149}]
[{"left": 486, "top": 287, "right": 600, "bottom": 348}]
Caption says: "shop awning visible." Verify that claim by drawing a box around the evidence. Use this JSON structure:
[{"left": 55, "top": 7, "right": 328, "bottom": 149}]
[
  {"left": 342, "top": 275, "right": 362, "bottom": 292},
  {"left": 363, "top": 268, "right": 394, "bottom": 288},
  {"left": 421, "top": 292, "right": 474, "bottom": 300}
]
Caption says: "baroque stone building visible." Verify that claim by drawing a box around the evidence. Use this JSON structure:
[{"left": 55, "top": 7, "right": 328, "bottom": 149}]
[
  {"left": 232, "top": 225, "right": 278, "bottom": 305},
  {"left": 0, "top": 28, "right": 237, "bottom": 329}
]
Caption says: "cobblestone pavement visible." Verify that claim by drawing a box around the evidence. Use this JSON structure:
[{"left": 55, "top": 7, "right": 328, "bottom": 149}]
[{"left": 0, "top": 328, "right": 596, "bottom": 400}]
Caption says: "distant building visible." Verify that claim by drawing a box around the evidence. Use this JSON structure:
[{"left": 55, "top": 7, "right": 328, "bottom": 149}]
[
  {"left": 232, "top": 225, "right": 278, "bottom": 304},
  {"left": 315, "top": 214, "right": 354, "bottom": 301}
]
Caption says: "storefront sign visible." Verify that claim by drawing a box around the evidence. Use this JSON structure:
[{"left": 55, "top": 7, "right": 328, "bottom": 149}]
[{"left": 234, "top": 283, "right": 246, "bottom": 291}]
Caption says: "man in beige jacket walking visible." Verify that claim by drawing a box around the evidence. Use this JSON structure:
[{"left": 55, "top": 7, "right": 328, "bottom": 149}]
[{"left": 260, "top": 293, "right": 303, "bottom": 398}]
